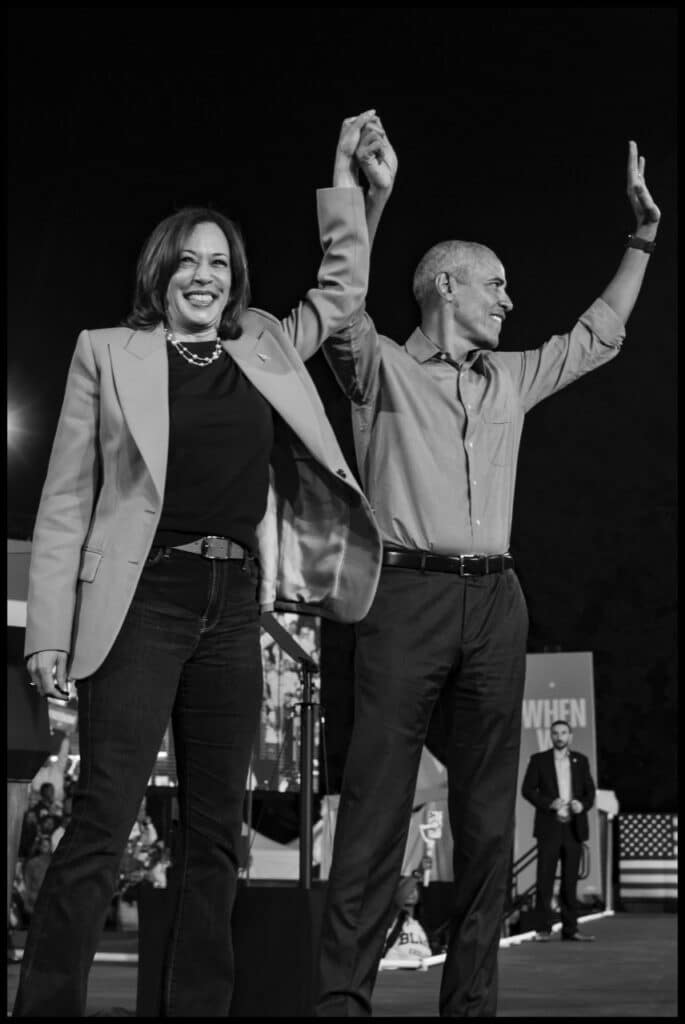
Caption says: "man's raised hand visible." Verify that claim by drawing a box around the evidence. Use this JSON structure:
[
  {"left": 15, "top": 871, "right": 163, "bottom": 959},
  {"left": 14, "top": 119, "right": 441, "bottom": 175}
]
[
  {"left": 627, "top": 140, "right": 660, "bottom": 234},
  {"left": 355, "top": 117, "right": 398, "bottom": 193}
]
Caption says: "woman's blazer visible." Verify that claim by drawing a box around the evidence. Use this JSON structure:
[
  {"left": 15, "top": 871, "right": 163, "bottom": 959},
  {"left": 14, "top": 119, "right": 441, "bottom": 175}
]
[{"left": 25, "top": 186, "right": 382, "bottom": 679}]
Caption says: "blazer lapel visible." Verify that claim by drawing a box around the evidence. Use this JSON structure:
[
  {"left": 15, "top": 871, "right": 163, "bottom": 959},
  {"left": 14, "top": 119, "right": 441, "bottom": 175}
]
[
  {"left": 109, "top": 326, "right": 169, "bottom": 500},
  {"left": 223, "top": 329, "right": 335, "bottom": 468}
]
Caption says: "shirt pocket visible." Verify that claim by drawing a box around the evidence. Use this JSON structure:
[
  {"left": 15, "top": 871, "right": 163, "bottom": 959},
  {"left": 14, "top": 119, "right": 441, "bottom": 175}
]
[{"left": 482, "top": 408, "right": 513, "bottom": 467}]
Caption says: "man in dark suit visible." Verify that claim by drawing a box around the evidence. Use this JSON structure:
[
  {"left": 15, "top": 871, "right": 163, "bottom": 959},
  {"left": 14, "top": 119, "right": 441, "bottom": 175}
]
[{"left": 521, "top": 720, "right": 597, "bottom": 942}]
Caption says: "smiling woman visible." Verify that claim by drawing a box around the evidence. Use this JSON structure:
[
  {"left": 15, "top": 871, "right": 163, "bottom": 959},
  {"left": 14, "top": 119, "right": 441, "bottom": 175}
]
[
  {"left": 126, "top": 207, "right": 249, "bottom": 342},
  {"left": 165, "top": 222, "right": 233, "bottom": 339},
  {"left": 12, "top": 109, "right": 384, "bottom": 1019}
]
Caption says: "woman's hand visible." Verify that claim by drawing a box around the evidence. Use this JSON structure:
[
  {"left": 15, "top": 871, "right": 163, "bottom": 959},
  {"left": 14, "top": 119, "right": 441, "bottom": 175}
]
[
  {"left": 333, "top": 109, "right": 380, "bottom": 188},
  {"left": 26, "top": 650, "right": 71, "bottom": 700}
]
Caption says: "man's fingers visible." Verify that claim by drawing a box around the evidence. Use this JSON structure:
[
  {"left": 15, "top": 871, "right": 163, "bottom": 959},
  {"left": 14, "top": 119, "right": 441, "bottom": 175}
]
[
  {"left": 360, "top": 116, "right": 385, "bottom": 138},
  {"left": 357, "top": 135, "right": 385, "bottom": 160},
  {"left": 341, "top": 109, "right": 377, "bottom": 134},
  {"left": 353, "top": 109, "right": 377, "bottom": 128},
  {"left": 337, "top": 110, "right": 378, "bottom": 159},
  {"left": 628, "top": 139, "right": 638, "bottom": 173},
  {"left": 342, "top": 109, "right": 376, "bottom": 125},
  {"left": 358, "top": 128, "right": 384, "bottom": 147}
]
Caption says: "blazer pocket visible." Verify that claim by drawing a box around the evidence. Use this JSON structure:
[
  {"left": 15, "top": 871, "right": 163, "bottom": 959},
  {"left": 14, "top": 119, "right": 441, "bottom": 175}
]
[{"left": 78, "top": 547, "right": 103, "bottom": 582}]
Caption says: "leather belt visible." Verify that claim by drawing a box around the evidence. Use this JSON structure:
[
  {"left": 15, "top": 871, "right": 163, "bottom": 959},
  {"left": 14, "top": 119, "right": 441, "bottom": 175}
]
[
  {"left": 383, "top": 549, "right": 513, "bottom": 576},
  {"left": 170, "top": 536, "right": 246, "bottom": 561}
]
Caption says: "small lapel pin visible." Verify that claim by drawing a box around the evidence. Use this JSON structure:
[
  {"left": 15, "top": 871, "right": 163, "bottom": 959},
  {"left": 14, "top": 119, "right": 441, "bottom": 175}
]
[{"left": 257, "top": 352, "right": 270, "bottom": 362}]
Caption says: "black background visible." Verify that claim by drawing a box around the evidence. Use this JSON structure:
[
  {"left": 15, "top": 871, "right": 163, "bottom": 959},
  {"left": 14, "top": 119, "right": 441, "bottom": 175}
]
[{"left": 8, "top": 8, "right": 677, "bottom": 810}]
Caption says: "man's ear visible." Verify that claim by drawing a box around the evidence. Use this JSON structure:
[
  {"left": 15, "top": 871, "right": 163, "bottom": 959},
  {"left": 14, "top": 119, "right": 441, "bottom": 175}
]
[{"left": 435, "top": 271, "right": 456, "bottom": 303}]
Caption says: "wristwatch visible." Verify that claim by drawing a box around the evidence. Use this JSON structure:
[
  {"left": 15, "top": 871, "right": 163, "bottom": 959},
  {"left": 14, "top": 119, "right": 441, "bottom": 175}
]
[{"left": 626, "top": 234, "right": 656, "bottom": 254}]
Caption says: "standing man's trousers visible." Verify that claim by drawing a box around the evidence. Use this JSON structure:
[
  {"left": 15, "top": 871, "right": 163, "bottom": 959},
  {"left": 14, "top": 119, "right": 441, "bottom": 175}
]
[
  {"left": 534, "top": 824, "right": 584, "bottom": 937},
  {"left": 316, "top": 565, "right": 528, "bottom": 1017}
]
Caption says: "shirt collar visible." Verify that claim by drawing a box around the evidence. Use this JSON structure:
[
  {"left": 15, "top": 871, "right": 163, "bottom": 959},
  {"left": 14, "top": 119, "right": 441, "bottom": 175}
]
[
  {"left": 553, "top": 748, "right": 570, "bottom": 760},
  {"left": 405, "top": 327, "right": 484, "bottom": 372}
]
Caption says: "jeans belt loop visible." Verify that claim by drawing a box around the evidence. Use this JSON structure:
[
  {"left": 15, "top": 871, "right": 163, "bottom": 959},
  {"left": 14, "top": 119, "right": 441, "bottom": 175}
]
[
  {"left": 459, "top": 554, "right": 465, "bottom": 576},
  {"left": 420, "top": 552, "right": 427, "bottom": 573}
]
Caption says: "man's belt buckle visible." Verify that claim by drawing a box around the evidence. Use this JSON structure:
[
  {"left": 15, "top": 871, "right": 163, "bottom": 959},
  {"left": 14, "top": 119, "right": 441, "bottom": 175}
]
[
  {"left": 459, "top": 554, "right": 476, "bottom": 577},
  {"left": 201, "top": 536, "right": 230, "bottom": 560}
]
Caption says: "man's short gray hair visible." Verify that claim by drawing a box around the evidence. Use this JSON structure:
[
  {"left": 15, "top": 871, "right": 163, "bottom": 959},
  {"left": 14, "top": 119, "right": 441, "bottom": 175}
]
[{"left": 412, "top": 241, "right": 497, "bottom": 308}]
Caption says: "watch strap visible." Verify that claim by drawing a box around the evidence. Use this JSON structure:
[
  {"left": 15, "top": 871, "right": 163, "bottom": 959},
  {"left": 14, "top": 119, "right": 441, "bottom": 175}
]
[{"left": 627, "top": 234, "right": 656, "bottom": 253}]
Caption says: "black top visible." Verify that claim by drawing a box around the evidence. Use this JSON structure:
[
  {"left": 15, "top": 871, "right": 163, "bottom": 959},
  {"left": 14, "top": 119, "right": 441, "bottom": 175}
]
[{"left": 153, "top": 340, "right": 274, "bottom": 553}]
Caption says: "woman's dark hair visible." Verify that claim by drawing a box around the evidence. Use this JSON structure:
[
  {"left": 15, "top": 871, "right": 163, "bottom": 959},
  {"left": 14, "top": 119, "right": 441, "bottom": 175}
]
[{"left": 124, "top": 207, "right": 250, "bottom": 340}]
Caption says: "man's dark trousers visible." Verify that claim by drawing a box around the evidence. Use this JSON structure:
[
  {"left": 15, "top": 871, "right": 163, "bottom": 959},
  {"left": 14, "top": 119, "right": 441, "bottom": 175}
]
[
  {"left": 535, "top": 824, "right": 584, "bottom": 936},
  {"left": 316, "top": 565, "right": 528, "bottom": 1017}
]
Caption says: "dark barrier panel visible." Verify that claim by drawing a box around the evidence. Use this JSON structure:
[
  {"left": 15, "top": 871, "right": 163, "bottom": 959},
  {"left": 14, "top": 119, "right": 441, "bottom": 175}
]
[
  {"left": 137, "top": 878, "right": 327, "bottom": 1017},
  {"left": 230, "top": 881, "right": 327, "bottom": 1017}
]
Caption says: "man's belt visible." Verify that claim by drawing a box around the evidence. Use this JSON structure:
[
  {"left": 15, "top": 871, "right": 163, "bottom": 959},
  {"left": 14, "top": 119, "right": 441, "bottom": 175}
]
[
  {"left": 170, "top": 536, "right": 246, "bottom": 561},
  {"left": 383, "top": 549, "right": 514, "bottom": 576}
]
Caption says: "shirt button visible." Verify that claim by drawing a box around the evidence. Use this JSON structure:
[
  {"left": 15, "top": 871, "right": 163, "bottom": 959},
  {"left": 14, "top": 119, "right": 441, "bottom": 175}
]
[
  {"left": 476, "top": 519, "right": 481, "bottom": 526},
  {"left": 472, "top": 480, "right": 477, "bottom": 486},
  {"left": 468, "top": 442, "right": 473, "bottom": 448}
]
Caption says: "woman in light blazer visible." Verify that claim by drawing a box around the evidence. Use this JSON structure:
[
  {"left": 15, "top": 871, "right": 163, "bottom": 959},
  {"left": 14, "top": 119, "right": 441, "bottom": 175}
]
[{"left": 14, "top": 111, "right": 383, "bottom": 1018}]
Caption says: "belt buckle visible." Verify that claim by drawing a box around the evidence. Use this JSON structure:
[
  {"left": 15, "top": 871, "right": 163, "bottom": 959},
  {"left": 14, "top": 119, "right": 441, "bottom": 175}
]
[
  {"left": 201, "top": 536, "right": 229, "bottom": 560},
  {"left": 459, "top": 554, "right": 479, "bottom": 577}
]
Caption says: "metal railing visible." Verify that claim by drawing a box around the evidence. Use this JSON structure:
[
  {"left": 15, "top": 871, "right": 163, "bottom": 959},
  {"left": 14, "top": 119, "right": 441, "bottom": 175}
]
[{"left": 504, "top": 840, "right": 592, "bottom": 926}]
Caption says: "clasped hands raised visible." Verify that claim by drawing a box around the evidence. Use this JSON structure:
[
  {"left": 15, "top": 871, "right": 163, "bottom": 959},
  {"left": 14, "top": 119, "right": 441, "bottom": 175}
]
[{"left": 334, "top": 110, "right": 398, "bottom": 193}]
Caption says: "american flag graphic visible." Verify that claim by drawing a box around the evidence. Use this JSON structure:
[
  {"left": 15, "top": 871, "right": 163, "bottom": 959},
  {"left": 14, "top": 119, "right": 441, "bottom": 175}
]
[{"left": 619, "top": 813, "right": 678, "bottom": 900}]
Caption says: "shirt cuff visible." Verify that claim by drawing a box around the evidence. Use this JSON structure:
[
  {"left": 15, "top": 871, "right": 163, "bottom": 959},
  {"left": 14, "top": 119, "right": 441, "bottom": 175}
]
[{"left": 579, "top": 297, "right": 626, "bottom": 348}]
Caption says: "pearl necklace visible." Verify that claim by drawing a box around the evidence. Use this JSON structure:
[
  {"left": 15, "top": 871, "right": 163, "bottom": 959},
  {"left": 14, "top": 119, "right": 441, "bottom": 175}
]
[{"left": 165, "top": 328, "right": 223, "bottom": 367}]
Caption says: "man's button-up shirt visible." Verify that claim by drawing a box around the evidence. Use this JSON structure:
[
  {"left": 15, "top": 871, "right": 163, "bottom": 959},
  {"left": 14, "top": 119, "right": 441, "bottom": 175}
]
[
  {"left": 323, "top": 298, "right": 624, "bottom": 555},
  {"left": 554, "top": 749, "right": 572, "bottom": 804}
]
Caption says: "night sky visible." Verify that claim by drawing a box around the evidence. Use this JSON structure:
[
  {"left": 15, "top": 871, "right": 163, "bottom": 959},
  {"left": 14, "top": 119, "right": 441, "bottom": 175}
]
[{"left": 8, "top": 8, "right": 677, "bottom": 810}]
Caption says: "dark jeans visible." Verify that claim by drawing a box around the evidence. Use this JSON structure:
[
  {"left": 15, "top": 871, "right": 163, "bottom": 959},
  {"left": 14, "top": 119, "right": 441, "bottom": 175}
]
[
  {"left": 534, "top": 825, "right": 583, "bottom": 936},
  {"left": 316, "top": 567, "right": 528, "bottom": 1018},
  {"left": 13, "top": 548, "right": 263, "bottom": 1017}
]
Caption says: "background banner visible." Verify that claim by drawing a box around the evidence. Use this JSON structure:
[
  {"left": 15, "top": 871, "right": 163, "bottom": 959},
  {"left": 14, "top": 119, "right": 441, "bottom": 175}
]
[{"left": 514, "top": 652, "right": 602, "bottom": 904}]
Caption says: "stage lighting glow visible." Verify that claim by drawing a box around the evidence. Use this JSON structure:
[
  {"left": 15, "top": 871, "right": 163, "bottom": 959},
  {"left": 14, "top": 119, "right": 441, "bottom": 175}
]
[
  {"left": 8, "top": 408, "right": 20, "bottom": 447},
  {"left": 7, "top": 403, "right": 31, "bottom": 450}
]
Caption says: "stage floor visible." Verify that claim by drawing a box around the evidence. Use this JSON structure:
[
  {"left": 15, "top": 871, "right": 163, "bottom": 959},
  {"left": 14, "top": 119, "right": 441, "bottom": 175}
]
[{"left": 7, "top": 913, "right": 677, "bottom": 1017}]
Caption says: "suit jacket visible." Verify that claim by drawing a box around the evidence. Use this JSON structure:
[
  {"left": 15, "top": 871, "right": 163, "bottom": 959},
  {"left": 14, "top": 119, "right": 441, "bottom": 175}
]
[
  {"left": 521, "top": 748, "right": 596, "bottom": 842},
  {"left": 25, "top": 187, "right": 383, "bottom": 680}
]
